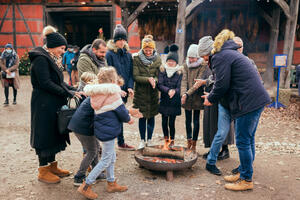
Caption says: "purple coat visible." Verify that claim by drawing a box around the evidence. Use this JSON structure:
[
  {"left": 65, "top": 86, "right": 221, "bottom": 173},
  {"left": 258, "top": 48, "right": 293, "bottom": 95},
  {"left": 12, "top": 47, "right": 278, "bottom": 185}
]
[{"left": 157, "top": 66, "right": 183, "bottom": 116}]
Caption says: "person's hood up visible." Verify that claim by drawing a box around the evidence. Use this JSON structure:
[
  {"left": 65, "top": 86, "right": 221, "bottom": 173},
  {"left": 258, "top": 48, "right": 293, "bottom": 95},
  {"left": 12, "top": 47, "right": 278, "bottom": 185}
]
[{"left": 220, "top": 40, "right": 240, "bottom": 51}]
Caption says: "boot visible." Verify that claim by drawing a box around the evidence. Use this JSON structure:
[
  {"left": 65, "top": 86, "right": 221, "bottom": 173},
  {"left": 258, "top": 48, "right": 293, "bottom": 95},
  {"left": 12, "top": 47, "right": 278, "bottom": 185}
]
[
  {"left": 77, "top": 181, "right": 98, "bottom": 199},
  {"left": 191, "top": 140, "right": 197, "bottom": 151},
  {"left": 187, "top": 139, "right": 192, "bottom": 149},
  {"left": 49, "top": 161, "right": 70, "bottom": 177},
  {"left": 224, "top": 179, "right": 253, "bottom": 191},
  {"left": 218, "top": 145, "right": 230, "bottom": 160},
  {"left": 4, "top": 99, "right": 8, "bottom": 106},
  {"left": 224, "top": 173, "right": 240, "bottom": 183},
  {"left": 106, "top": 181, "right": 128, "bottom": 193},
  {"left": 38, "top": 165, "right": 60, "bottom": 184}
]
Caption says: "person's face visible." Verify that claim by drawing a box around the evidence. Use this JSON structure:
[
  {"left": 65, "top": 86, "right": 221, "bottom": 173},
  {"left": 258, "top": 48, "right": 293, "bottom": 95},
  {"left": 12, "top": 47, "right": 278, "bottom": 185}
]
[
  {"left": 115, "top": 39, "right": 126, "bottom": 49},
  {"left": 5, "top": 47, "right": 12, "bottom": 53},
  {"left": 234, "top": 39, "right": 244, "bottom": 54},
  {"left": 50, "top": 45, "right": 66, "bottom": 57},
  {"left": 201, "top": 55, "right": 210, "bottom": 62},
  {"left": 188, "top": 57, "right": 198, "bottom": 64},
  {"left": 93, "top": 44, "right": 107, "bottom": 60},
  {"left": 143, "top": 47, "right": 154, "bottom": 57},
  {"left": 166, "top": 59, "right": 177, "bottom": 67}
]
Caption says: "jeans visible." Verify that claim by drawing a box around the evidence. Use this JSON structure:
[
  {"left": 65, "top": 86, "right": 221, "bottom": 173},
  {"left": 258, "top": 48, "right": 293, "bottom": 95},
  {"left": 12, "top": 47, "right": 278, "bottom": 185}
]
[
  {"left": 207, "top": 104, "right": 231, "bottom": 165},
  {"left": 185, "top": 110, "right": 200, "bottom": 140},
  {"left": 235, "top": 107, "right": 264, "bottom": 181},
  {"left": 86, "top": 139, "right": 116, "bottom": 185},
  {"left": 162, "top": 115, "right": 176, "bottom": 140},
  {"left": 139, "top": 117, "right": 155, "bottom": 141},
  {"left": 75, "top": 134, "right": 100, "bottom": 178}
]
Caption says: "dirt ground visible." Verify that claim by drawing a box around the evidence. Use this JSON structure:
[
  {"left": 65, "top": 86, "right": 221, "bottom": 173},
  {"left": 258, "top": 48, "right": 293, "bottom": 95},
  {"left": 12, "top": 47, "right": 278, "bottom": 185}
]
[{"left": 0, "top": 74, "right": 299, "bottom": 200}]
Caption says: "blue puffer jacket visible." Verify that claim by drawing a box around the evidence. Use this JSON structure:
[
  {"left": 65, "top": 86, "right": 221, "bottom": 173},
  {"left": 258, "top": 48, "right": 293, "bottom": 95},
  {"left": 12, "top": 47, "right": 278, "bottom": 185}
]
[
  {"left": 68, "top": 97, "right": 94, "bottom": 136},
  {"left": 105, "top": 40, "right": 134, "bottom": 92},
  {"left": 84, "top": 83, "right": 131, "bottom": 141},
  {"left": 62, "top": 51, "right": 75, "bottom": 70},
  {"left": 208, "top": 40, "right": 271, "bottom": 119}
]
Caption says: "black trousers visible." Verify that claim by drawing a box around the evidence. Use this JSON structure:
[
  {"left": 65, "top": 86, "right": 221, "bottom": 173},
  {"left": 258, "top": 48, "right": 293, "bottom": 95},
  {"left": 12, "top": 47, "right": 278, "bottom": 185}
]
[
  {"left": 162, "top": 115, "right": 176, "bottom": 140},
  {"left": 4, "top": 85, "right": 17, "bottom": 101},
  {"left": 185, "top": 109, "right": 200, "bottom": 141},
  {"left": 38, "top": 154, "right": 55, "bottom": 166}
]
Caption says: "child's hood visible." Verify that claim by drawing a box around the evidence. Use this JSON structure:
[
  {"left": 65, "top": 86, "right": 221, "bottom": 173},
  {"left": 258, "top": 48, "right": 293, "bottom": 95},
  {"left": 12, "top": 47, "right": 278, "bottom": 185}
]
[{"left": 83, "top": 83, "right": 122, "bottom": 112}]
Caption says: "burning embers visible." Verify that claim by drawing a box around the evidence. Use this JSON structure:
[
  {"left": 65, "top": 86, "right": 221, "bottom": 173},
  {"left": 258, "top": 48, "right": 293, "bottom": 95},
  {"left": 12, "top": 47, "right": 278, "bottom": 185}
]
[{"left": 143, "top": 157, "right": 183, "bottom": 164}]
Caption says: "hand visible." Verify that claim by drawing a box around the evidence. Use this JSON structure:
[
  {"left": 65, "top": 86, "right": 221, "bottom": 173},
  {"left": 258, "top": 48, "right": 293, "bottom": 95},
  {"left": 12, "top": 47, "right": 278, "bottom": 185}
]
[
  {"left": 74, "top": 91, "right": 84, "bottom": 99},
  {"left": 181, "top": 94, "right": 187, "bottom": 105},
  {"left": 127, "top": 88, "right": 134, "bottom": 97},
  {"left": 194, "top": 79, "right": 206, "bottom": 89},
  {"left": 120, "top": 90, "right": 127, "bottom": 98},
  {"left": 128, "top": 106, "right": 143, "bottom": 118},
  {"left": 128, "top": 117, "right": 134, "bottom": 124},
  {"left": 148, "top": 77, "right": 156, "bottom": 89},
  {"left": 6, "top": 69, "right": 11, "bottom": 75},
  {"left": 168, "top": 89, "right": 176, "bottom": 99},
  {"left": 201, "top": 94, "right": 212, "bottom": 106}
]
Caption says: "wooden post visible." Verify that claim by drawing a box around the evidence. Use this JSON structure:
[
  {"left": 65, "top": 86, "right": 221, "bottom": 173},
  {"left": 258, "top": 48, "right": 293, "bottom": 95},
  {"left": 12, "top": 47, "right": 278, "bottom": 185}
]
[
  {"left": 120, "top": 1, "right": 129, "bottom": 31},
  {"left": 12, "top": 3, "right": 17, "bottom": 51},
  {"left": 166, "top": 171, "right": 174, "bottom": 181},
  {"left": 175, "top": 0, "right": 187, "bottom": 65}
]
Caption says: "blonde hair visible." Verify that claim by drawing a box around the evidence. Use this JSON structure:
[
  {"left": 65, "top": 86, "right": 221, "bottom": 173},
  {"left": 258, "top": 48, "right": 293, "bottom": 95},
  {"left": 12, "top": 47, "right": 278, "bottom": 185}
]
[
  {"left": 212, "top": 29, "right": 235, "bottom": 54},
  {"left": 97, "top": 66, "right": 120, "bottom": 84},
  {"left": 142, "top": 34, "right": 156, "bottom": 50},
  {"left": 42, "top": 25, "right": 57, "bottom": 37},
  {"left": 80, "top": 72, "right": 97, "bottom": 84}
]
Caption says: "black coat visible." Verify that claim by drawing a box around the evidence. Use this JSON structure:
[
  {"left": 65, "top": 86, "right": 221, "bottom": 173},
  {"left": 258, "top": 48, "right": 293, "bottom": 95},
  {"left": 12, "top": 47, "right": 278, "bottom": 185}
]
[
  {"left": 157, "top": 67, "right": 183, "bottom": 116},
  {"left": 29, "top": 47, "right": 74, "bottom": 155},
  {"left": 208, "top": 40, "right": 271, "bottom": 119}
]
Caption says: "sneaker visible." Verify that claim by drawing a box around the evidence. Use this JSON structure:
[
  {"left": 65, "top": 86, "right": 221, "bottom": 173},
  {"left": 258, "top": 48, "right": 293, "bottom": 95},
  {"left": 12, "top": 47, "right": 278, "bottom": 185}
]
[
  {"left": 74, "top": 175, "right": 85, "bottom": 187},
  {"left": 218, "top": 148, "right": 230, "bottom": 160},
  {"left": 138, "top": 140, "right": 146, "bottom": 149},
  {"left": 96, "top": 172, "right": 106, "bottom": 182},
  {"left": 118, "top": 143, "right": 135, "bottom": 151},
  {"left": 13, "top": 99, "right": 16, "bottom": 105},
  {"left": 4, "top": 99, "right": 8, "bottom": 106},
  {"left": 205, "top": 163, "right": 222, "bottom": 176},
  {"left": 231, "top": 167, "right": 239, "bottom": 174},
  {"left": 202, "top": 151, "right": 209, "bottom": 160},
  {"left": 146, "top": 139, "right": 155, "bottom": 147}
]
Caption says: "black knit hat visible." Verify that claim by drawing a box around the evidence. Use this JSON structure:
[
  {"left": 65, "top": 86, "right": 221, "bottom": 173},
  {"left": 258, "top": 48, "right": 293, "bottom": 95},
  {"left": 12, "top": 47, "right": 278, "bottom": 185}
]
[
  {"left": 113, "top": 24, "right": 127, "bottom": 42},
  {"left": 46, "top": 32, "right": 67, "bottom": 48},
  {"left": 166, "top": 44, "right": 179, "bottom": 64}
]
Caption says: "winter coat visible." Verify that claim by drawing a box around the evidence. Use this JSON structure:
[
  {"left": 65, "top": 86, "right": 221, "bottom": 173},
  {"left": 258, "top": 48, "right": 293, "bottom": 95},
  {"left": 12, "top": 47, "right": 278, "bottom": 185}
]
[
  {"left": 132, "top": 54, "right": 161, "bottom": 119},
  {"left": 157, "top": 66, "right": 183, "bottom": 116},
  {"left": 180, "top": 62, "right": 212, "bottom": 110},
  {"left": 0, "top": 53, "right": 20, "bottom": 89},
  {"left": 68, "top": 97, "right": 94, "bottom": 136},
  {"left": 29, "top": 47, "right": 75, "bottom": 154},
  {"left": 106, "top": 40, "right": 134, "bottom": 92},
  {"left": 71, "top": 51, "right": 80, "bottom": 71},
  {"left": 84, "top": 83, "right": 131, "bottom": 141},
  {"left": 62, "top": 51, "right": 75, "bottom": 70},
  {"left": 208, "top": 40, "right": 271, "bottom": 119}
]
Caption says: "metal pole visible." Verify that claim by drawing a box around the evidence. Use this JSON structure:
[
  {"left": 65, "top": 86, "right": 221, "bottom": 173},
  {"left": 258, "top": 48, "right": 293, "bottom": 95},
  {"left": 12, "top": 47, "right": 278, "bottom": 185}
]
[{"left": 276, "top": 67, "right": 281, "bottom": 109}]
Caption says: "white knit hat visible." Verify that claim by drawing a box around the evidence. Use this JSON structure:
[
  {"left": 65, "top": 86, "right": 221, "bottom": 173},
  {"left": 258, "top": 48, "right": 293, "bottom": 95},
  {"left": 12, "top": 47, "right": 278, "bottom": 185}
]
[{"left": 187, "top": 44, "right": 199, "bottom": 58}]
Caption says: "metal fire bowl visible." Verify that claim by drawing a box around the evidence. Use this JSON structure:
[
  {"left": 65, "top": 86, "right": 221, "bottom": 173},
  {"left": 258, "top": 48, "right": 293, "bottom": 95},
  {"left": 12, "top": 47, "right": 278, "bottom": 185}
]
[{"left": 134, "top": 145, "right": 198, "bottom": 172}]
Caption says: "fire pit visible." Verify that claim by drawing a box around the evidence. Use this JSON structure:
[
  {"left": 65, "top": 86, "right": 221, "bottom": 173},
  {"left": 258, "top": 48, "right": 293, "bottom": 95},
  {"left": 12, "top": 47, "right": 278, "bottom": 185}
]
[{"left": 134, "top": 145, "right": 198, "bottom": 181}]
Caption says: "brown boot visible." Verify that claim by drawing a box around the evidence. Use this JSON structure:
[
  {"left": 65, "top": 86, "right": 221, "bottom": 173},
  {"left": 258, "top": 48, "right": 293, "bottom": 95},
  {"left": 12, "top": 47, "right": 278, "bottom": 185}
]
[
  {"left": 49, "top": 161, "right": 70, "bottom": 177},
  {"left": 224, "top": 173, "right": 240, "bottom": 183},
  {"left": 106, "top": 181, "right": 128, "bottom": 193},
  {"left": 187, "top": 139, "right": 192, "bottom": 149},
  {"left": 38, "top": 165, "right": 60, "bottom": 184},
  {"left": 191, "top": 140, "right": 197, "bottom": 151},
  {"left": 77, "top": 181, "right": 98, "bottom": 199},
  {"left": 224, "top": 179, "right": 253, "bottom": 191}
]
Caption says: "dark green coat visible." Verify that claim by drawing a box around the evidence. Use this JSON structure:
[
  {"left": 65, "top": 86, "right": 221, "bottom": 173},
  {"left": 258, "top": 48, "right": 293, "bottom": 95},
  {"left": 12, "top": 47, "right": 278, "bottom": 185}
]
[{"left": 133, "top": 55, "right": 161, "bottom": 119}]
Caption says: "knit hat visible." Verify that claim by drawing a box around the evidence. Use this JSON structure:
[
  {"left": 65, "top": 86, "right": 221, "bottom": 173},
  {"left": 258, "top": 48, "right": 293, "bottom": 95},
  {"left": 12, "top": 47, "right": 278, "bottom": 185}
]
[
  {"left": 142, "top": 35, "right": 156, "bottom": 49},
  {"left": 198, "top": 36, "right": 214, "bottom": 56},
  {"left": 187, "top": 44, "right": 199, "bottom": 58},
  {"left": 166, "top": 44, "right": 179, "bottom": 64},
  {"left": 113, "top": 24, "right": 127, "bottom": 42},
  {"left": 5, "top": 43, "right": 13, "bottom": 49},
  {"left": 43, "top": 25, "right": 67, "bottom": 48}
]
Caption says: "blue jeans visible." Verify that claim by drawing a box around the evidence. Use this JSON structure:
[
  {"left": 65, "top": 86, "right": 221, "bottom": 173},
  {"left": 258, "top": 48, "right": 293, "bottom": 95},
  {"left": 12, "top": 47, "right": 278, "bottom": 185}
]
[
  {"left": 85, "top": 139, "right": 116, "bottom": 184},
  {"left": 207, "top": 104, "right": 231, "bottom": 165},
  {"left": 235, "top": 107, "right": 264, "bottom": 181}
]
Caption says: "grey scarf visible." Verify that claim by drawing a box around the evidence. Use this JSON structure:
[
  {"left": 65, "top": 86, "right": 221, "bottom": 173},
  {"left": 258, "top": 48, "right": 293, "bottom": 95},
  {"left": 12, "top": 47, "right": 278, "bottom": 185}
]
[
  {"left": 0, "top": 49, "right": 17, "bottom": 68},
  {"left": 186, "top": 58, "right": 203, "bottom": 68},
  {"left": 138, "top": 50, "right": 157, "bottom": 66},
  {"left": 81, "top": 44, "right": 106, "bottom": 68}
]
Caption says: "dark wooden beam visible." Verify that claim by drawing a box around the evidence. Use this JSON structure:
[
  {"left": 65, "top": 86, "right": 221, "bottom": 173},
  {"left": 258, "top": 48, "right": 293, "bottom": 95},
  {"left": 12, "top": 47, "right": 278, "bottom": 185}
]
[
  {"left": 258, "top": 7, "right": 272, "bottom": 26},
  {"left": 186, "top": 5, "right": 201, "bottom": 25},
  {"left": 45, "top": 6, "right": 112, "bottom": 12},
  {"left": 185, "top": 0, "right": 204, "bottom": 19},
  {"left": 175, "top": 0, "right": 186, "bottom": 65},
  {"left": 12, "top": 3, "right": 17, "bottom": 51},
  {"left": 0, "top": 4, "right": 9, "bottom": 32},
  {"left": 273, "top": 0, "right": 291, "bottom": 19},
  {"left": 125, "top": 1, "right": 148, "bottom": 28}
]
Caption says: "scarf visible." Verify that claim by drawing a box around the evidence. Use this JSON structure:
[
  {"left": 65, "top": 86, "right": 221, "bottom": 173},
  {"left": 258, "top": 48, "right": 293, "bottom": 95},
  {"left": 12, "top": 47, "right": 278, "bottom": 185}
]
[
  {"left": 81, "top": 44, "right": 106, "bottom": 68},
  {"left": 0, "top": 49, "right": 17, "bottom": 68},
  {"left": 138, "top": 50, "right": 157, "bottom": 66},
  {"left": 43, "top": 45, "right": 64, "bottom": 71},
  {"left": 186, "top": 58, "right": 203, "bottom": 68},
  {"left": 164, "top": 64, "right": 181, "bottom": 78}
]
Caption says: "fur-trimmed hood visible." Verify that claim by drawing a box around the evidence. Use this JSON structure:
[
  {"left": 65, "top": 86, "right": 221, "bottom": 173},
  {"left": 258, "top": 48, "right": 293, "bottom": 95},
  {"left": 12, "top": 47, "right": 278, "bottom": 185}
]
[
  {"left": 107, "top": 39, "right": 130, "bottom": 53},
  {"left": 159, "top": 65, "right": 183, "bottom": 75}
]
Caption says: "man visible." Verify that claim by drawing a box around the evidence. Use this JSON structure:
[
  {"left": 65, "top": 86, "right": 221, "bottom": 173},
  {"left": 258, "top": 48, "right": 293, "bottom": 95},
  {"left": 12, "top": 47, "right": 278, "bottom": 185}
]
[
  {"left": 77, "top": 39, "right": 107, "bottom": 78},
  {"left": 63, "top": 45, "right": 75, "bottom": 85},
  {"left": 203, "top": 29, "right": 271, "bottom": 191},
  {"left": 106, "top": 24, "right": 135, "bottom": 151}
]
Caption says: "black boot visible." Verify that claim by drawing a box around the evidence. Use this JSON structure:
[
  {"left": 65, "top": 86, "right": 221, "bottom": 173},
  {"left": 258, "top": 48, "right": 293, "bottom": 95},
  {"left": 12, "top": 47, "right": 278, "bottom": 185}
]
[
  {"left": 231, "top": 167, "right": 239, "bottom": 174},
  {"left": 205, "top": 163, "right": 222, "bottom": 176},
  {"left": 13, "top": 98, "right": 17, "bottom": 105},
  {"left": 202, "top": 151, "right": 209, "bottom": 160},
  {"left": 4, "top": 99, "right": 8, "bottom": 105},
  {"left": 218, "top": 145, "right": 230, "bottom": 160}
]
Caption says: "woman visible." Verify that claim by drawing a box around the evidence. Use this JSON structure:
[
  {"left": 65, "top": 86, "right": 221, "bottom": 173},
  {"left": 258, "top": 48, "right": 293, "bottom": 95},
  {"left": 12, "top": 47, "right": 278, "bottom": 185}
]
[
  {"left": 29, "top": 25, "right": 81, "bottom": 184},
  {"left": 0, "top": 43, "right": 20, "bottom": 105},
  {"left": 133, "top": 35, "right": 161, "bottom": 149}
]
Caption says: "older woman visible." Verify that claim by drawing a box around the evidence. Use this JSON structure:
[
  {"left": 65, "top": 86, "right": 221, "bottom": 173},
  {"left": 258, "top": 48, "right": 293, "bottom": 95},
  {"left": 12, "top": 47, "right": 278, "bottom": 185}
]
[
  {"left": 29, "top": 26, "right": 81, "bottom": 184},
  {"left": 0, "top": 43, "right": 20, "bottom": 105},
  {"left": 133, "top": 35, "right": 161, "bottom": 149}
]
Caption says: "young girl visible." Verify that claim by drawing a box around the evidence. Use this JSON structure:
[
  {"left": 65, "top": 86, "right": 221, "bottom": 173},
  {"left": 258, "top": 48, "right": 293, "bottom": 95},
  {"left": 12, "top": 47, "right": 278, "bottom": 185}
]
[
  {"left": 77, "top": 67, "right": 134, "bottom": 199},
  {"left": 157, "top": 44, "right": 183, "bottom": 147}
]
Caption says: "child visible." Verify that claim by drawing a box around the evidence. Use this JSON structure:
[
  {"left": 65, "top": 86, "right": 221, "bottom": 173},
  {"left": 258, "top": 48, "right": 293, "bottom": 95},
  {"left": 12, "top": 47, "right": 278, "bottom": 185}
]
[
  {"left": 77, "top": 72, "right": 97, "bottom": 103},
  {"left": 157, "top": 44, "right": 183, "bottom": 147},
  {"left": 77, "top": 67, "right": 134, "bottom": 200}
]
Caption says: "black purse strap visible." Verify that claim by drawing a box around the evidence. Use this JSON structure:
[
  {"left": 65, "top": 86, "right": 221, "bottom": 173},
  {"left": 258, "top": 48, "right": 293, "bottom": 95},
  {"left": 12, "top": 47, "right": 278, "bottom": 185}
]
[{"left": 67, "top": 97, "right": 80, "bottom": 108}]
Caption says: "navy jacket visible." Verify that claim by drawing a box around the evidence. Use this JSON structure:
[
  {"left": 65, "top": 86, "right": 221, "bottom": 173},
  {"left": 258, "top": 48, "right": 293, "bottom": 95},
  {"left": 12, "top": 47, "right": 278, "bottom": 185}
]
[
  {"left": 208, "top": 40, "right": 271, "bottom": 119},
  {"left": 157, "top": 67, "right": 183, "bottom": 116},
  {"left": 68, "top": 97, "right": 94, "bottom": 136}
]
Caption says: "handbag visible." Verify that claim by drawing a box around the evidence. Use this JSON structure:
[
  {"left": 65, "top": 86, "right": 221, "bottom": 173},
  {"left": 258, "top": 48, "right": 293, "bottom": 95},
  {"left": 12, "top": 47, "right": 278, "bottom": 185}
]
[{"left": 57, "top": 97, "right": 80, "bottom": 134}]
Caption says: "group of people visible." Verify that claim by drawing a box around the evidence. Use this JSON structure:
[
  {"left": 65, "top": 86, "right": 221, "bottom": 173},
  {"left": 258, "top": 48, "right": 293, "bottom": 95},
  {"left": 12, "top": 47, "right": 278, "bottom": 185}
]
[
  {"left": 62, "top": 45, "right": 80, "bottom": 86},
  {"left": 28, "top": 23, "right": 270, "bottom": 199}
]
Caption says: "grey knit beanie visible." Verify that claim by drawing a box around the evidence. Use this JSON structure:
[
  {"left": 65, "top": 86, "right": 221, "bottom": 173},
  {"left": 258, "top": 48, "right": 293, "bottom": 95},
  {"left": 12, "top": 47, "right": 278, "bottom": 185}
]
[
  {"left": 113, "top": 24, "right": 127, "bottom": 42},
  {"left": 198, "top": 36, "right": 214, "bottom": 56},
  {"left": 187, "top": 44, "right": 199, "bottom": 58}
]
